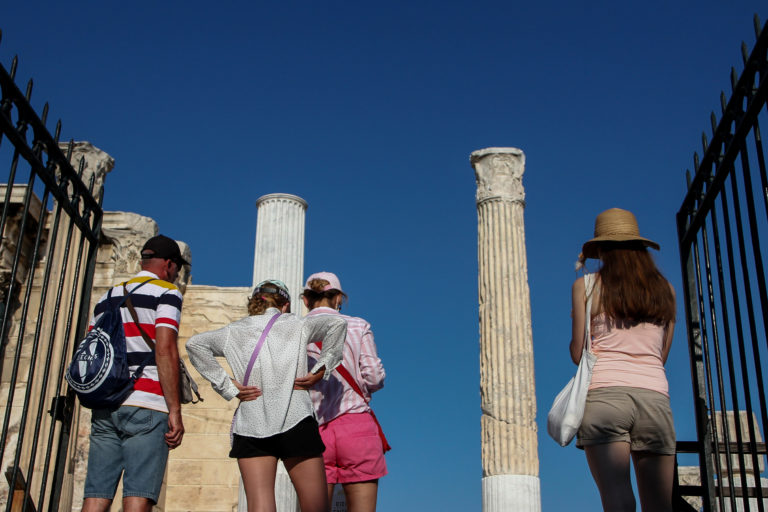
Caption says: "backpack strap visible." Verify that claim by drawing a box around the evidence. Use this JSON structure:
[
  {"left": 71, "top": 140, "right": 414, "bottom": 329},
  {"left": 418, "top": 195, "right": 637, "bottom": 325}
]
[{"left": 117, "top": 278, "right": 154, "bottom": 307}]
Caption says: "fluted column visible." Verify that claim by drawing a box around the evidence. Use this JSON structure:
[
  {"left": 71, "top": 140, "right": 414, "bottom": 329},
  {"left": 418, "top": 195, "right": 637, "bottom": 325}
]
[
  {"left": 242, "top": 193, "right": 308, "bottom": 512},
  {"left": 252, "top": 193, "right": 307, "bottom": 305},
  {"left": 471, "top": 147, "right": 540, "bottom": 511}
]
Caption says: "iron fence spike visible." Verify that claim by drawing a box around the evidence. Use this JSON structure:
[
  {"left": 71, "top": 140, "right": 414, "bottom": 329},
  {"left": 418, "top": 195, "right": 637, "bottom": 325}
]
[
  {"left": 741, "top": 42, "right": 748, "bottom": 64},
  {"left": 710, "top": 112, "right": 717, "bottom": 134},
  {"left": 10, "top": 56, "right": 17, "bottom": 80},
  {"left": 25, "top": 79, "right": 33, "bottom": 102},
  {"left": 754, "top": 14, "right": 761, "bottom": 38},
  {"left": 702, "top": 132, "right": 708, "bottom": 153},
  {"left": 730, "top": 67, "right": 738, "bottom": 89},
  {"left": 66, "top": 139, "right": 73, "bottom": 160},
  {"left": 54, "top": 120, "right": 62, "bottom": 142},
  {"left": 77, "top": 156, "right": 85, "bottom": 178},
  {"left": 694, "top": 152, "right": 700, "bottom": 171},
  {"left": 686, "top": 169, "right": 692, "bottom": 188},
  {"left": 720, "top": 92, "right": 727, "bottom": 113},
  {"left": 41, "top": 103, "right": 49, "bottom": 125},
  {"left": 0, "top": 29, "right": 3, "bottom": 45}
]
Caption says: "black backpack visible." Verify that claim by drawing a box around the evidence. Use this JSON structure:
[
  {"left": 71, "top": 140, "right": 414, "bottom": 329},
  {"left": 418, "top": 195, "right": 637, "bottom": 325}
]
[{"left": 66, "top": 279, "right": 154, "bottom": 409}]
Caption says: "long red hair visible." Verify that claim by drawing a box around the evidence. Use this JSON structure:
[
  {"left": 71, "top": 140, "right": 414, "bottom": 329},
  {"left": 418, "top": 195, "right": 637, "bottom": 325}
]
[{"left": 597, "top": 242, "right": 675, "bottom": 327}]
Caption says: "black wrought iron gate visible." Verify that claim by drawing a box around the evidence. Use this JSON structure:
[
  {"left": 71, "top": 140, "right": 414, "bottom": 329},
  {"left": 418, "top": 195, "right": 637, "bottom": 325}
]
[
  {"left": 0, "top": 31, "right": 103, "bottom": 512},
  {"left": 676, "top": 15, "right": 768, "bottom": 512}
]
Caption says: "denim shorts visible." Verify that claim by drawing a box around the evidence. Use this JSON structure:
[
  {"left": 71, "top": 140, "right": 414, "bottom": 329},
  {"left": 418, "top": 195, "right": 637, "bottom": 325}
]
[{"left": 84, "top": 406, "right": 169, "bottom": 503}]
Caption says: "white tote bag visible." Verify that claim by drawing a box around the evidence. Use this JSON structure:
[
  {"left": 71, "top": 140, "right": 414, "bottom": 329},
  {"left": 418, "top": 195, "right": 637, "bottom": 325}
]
[{"left": 547, "top": 273, "right": 597, "bottom": 447}]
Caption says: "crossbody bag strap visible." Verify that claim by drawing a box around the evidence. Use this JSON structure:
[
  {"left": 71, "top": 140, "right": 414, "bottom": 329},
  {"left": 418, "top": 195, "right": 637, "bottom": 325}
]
[
  {"left": 313, "top": 341, "right": 365, "bottom": 399},
  {"left": 243, "top": 313, "right": 281, "bottom": 385},
  {"left": 230, "top": 312, "right": 280, "bottom": 446},
  {"left": 117, "top": 278, "right": 153, "bottom": 307},
  {"left": 118, "top": 279, "right": 156, "bottom": 378},
  {"left": 314, "top": 340, "right": 391, "bottom": 452},
  {"left": 123, "top": 282, "right": 156, "bottom": 351}
]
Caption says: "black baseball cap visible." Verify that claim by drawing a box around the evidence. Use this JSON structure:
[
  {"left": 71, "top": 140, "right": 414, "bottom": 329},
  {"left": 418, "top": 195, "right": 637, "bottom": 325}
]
[{"left": 141, "top": 235, "right": 190, "bottom": 267}]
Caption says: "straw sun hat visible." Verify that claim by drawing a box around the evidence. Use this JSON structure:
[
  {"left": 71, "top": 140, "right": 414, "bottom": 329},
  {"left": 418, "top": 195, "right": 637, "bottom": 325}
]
[{"left": 581, "top": 208, "right": 660, "bottom": 259}]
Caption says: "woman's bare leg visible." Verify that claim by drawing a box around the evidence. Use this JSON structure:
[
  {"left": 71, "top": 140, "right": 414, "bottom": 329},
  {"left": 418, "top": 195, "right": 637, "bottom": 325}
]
[
  {"left": 238, "top": 456, "right": 278, "bottom": 512},
  {"left": 585, "top": 442, "right": 635, "bottom": 512},
  {"left": 342, "top": 480, "right": 378, "bottom": 512},
  {"left": 284, "top": 456, "right": 328, "bottom": 512},
  {"left": 632, "top": 451, "right": 674, "bottom": 512},
  {"left": 327, "top": 484, "right": 335, "bottom": 510}
]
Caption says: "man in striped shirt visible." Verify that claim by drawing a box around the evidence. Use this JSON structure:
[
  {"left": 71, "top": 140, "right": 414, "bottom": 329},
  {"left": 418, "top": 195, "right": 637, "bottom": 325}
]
[{"left": 82, "top": 235, "right": 187, "bottom": 512}]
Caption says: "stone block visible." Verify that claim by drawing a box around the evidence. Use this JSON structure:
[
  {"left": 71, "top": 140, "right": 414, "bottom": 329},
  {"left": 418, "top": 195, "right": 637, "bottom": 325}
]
[
  {"left": 164, "top": 485, "right": 238, "bottom": 511},
  {"left": 180, "top": 408, "right": 235, "bottom": 434},
  {"left": 172, "top": 434, "right": 231, "bottom": 460},
  {"left": 712, "top": 411, "right": 765, "bottom": 474},
  {"left": 167, "top": 459, "right": 238, "bottom": 486}
]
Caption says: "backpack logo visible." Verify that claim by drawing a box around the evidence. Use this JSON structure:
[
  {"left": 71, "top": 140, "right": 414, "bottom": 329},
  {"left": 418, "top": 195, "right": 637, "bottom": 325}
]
[{"left": 70, "top": 327, "right": 114, "bottom": 391}]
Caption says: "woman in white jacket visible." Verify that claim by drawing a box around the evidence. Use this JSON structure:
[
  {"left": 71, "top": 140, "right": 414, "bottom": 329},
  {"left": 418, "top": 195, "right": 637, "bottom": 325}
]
[{"left": 186, "top": 280, "right": 346, "bottom": 512}]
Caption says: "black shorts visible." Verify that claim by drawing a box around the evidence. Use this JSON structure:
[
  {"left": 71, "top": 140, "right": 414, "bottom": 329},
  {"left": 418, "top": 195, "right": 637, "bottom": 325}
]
[{"left": 229, "top": 416, "right": 325, "bottom": 460}]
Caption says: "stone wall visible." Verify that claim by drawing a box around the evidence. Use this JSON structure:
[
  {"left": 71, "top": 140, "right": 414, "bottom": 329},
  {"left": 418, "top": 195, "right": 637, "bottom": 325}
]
[
  {"left": 166, "top": 284, "right": 250, "bottom": 512},
  {"left": 0, "top": 142, "right": 252, "bottom": 511}
]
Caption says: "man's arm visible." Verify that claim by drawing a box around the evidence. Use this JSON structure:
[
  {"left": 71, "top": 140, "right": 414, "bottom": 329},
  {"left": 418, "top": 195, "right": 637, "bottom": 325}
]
[{"left": 155, "top": 326, "right": 184, "bottom": 449}]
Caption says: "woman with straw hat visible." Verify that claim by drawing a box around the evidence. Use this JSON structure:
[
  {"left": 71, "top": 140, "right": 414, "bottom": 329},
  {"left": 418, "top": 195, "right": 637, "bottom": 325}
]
[
  {"left": 571, "top": 208, "right": 676, "bottom": 512},
  {"left": 186, "top": 279, "right": 346, "bottom": 512}
]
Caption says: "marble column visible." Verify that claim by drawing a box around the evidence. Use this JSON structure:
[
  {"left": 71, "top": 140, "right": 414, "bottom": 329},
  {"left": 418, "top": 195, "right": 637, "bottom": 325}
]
[
  {"left": 252, "top": 193, "right": 307, "bottom": 306},
  {"left": 241, "top": 193, "right": 308, "bottom": 512},
  {"left": 471, "top": 148, "right": 540, "bottom": 512}
]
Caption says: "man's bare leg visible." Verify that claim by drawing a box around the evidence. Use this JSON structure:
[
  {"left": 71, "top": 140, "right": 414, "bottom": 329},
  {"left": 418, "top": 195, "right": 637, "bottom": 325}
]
[
  {"left": 122, "top": 496, "right": 154, "bottom": 512},
  {"left": 82, "top": 497, "right": 112, "bottom": 512}
]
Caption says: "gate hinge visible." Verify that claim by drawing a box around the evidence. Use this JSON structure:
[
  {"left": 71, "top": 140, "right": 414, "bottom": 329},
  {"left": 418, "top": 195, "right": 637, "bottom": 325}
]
[{"left": 48, "top": 395, "right": 71, "bottom": 423}]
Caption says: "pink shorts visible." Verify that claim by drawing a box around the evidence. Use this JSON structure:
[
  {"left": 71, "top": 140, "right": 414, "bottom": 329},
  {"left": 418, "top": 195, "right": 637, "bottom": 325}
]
[{"left": 319, "top": 412, "right": 388, "bottom": 484}]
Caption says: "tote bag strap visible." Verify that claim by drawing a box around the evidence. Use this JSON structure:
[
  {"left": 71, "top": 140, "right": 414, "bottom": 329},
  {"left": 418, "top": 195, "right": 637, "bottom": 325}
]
[{"left": 583, "top": 273, "right": 597, "bottom": 353}]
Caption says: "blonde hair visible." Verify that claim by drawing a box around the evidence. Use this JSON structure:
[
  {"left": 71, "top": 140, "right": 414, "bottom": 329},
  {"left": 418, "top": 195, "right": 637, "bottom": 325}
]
[
  {"left": 247, "top": 284, "right": 290, "bottom": 315},
  {"left": 302, "top": 278, "right": 347, "bottom": 310}
]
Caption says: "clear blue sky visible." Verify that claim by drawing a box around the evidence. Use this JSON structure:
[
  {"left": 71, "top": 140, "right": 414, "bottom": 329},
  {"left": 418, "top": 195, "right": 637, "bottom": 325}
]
[{"left": 3, "top": 2, "right": 767, "bottom": 510}]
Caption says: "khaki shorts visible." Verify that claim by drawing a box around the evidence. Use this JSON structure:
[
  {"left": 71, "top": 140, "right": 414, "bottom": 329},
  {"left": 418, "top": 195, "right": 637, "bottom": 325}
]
[{"left": 576, "top": 386, "right": 676, "bottom": 455}]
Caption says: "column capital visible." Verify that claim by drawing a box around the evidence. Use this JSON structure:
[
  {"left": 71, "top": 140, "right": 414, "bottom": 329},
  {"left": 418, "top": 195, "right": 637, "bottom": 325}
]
[
  {"left": 256, "top": 193, "right": 308, "bottom": 210},
  {"left": 57, "top": 141, "right": 114, "bottom": 196},
  {"left": 470, "top": 147, "right": 526, "bottom": 205}
]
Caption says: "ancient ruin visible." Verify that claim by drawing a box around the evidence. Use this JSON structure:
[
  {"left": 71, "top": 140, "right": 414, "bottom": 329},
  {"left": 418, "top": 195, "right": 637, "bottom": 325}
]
[{"left": 472, "top": 147, "right": 540, "bottom": 511}]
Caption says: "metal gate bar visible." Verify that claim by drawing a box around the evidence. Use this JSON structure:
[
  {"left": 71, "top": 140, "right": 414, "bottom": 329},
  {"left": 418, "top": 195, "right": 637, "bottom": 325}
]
[
  {"left": 0, "top": 30, "right": 103, "bottom": 512},
  {"left": 676, "top": 14, "right": 768, "bottom": 511}
]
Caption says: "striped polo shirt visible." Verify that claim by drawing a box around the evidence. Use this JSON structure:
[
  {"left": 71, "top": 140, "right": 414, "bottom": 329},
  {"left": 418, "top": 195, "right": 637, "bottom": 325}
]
[{"left": 89, "top": 270, "right": 183, "bottom": 413}]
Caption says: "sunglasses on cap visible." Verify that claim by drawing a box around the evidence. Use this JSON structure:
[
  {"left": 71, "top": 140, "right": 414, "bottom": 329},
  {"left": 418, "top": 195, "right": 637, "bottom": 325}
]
[{"left": 253, "top": 280, "right": 290, "bottom": 302}]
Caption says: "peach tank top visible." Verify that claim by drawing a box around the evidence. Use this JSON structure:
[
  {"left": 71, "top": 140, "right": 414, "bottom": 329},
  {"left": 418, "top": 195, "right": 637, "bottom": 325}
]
[{"left": 589, "top": 313, "right": 668, "bottom": 396}]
